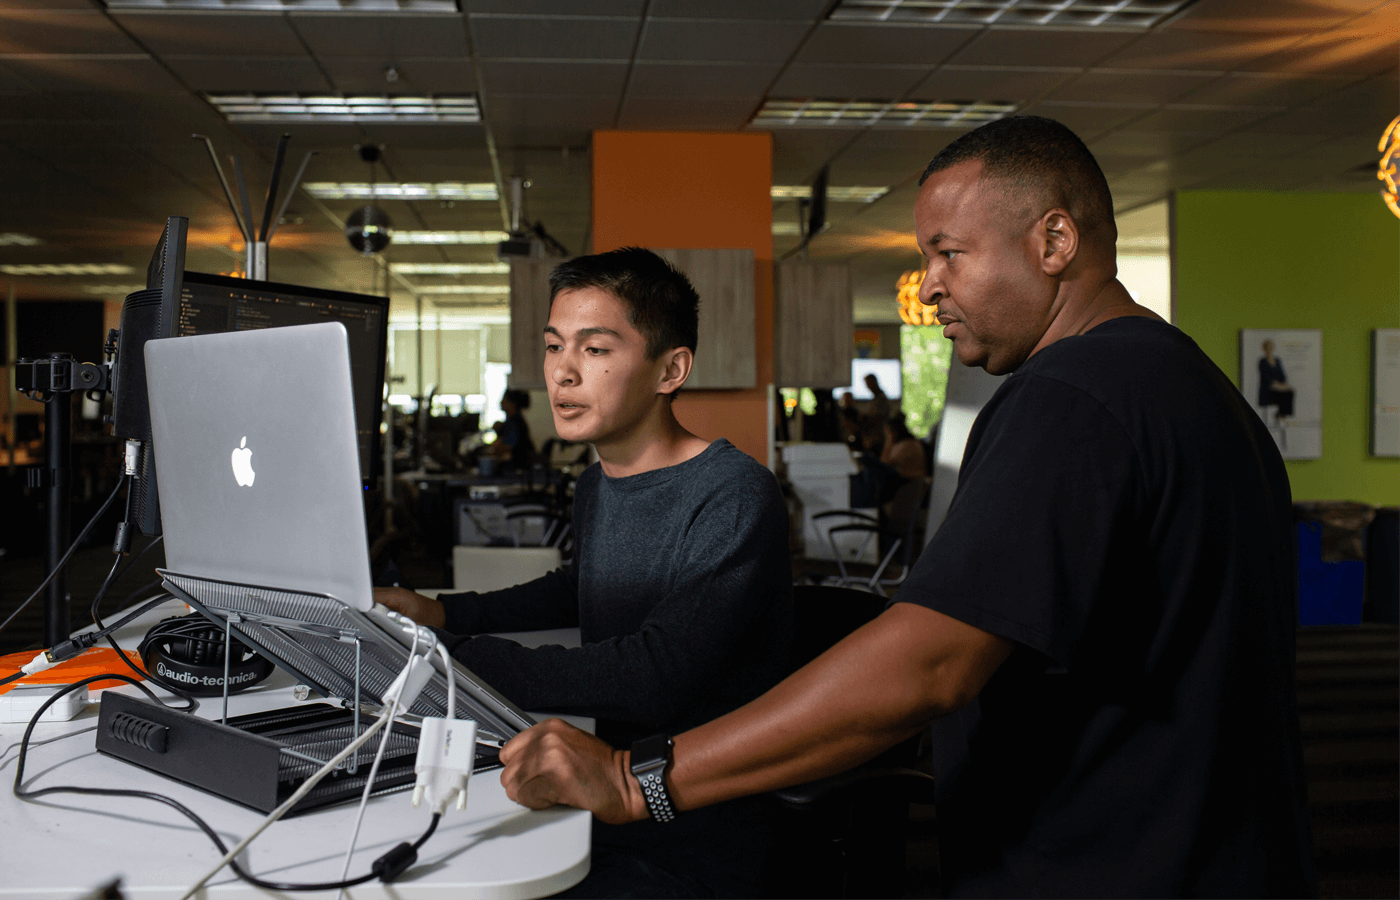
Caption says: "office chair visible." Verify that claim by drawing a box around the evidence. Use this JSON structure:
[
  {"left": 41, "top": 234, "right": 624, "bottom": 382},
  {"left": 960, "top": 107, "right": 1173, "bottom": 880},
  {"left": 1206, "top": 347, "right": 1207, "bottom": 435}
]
[
  {"left": 811, "top": 480, "right": 928, "bottom": 597},
  {"left": 764, "top": 584, "right": 937, "bottom": 899}
]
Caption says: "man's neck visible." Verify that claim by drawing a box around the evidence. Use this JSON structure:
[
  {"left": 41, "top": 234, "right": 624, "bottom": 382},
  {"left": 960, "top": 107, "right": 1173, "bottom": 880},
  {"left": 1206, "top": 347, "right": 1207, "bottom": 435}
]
[
  {"left": 1030, "top": 274, "right": 1160, "bottom": 361},
  {"left": 596, "top": 408, "right": 712, "bottom": 478}
]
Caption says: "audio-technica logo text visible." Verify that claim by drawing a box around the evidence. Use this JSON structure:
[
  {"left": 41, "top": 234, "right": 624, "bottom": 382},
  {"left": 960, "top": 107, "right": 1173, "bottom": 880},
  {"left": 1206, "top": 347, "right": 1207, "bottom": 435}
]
[{"left": 156, "top": 661, "right": 260, "bottom": 687}]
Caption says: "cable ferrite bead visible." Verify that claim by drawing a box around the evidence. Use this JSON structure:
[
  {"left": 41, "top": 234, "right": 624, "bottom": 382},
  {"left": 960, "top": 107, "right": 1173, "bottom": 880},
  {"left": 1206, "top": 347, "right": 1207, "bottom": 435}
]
[{"left": 109, "top": 712, "right": 168, "bottom": 753}]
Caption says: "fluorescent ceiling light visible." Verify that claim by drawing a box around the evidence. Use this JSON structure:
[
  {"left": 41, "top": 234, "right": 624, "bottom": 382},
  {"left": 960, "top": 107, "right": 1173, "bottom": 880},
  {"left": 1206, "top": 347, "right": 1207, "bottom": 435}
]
[
  {"left": 828, "top": 0, "right": 1193, "bottom": 28},
  {"left": 393, "top": 231, "right": 510, "bottom": 245},
  {"left": 82, "top": 284, "right": 147, "bottom": 295},
  {"left": 772, "top": 223, "right": 802, "bottom": 235},
  {"left": 755, "top": 99, "right": 1017, "bottom": 128},
  {"left": 0, "top": 263, "right": 134, "bottom": 276},
  {"left": 772, "top": 185, "right": 889, "bottom": 203},
  {"left": 413, "top": 285, "right": 510, "bottom": 295},
  {"left": 107, "top": 0, "right": 458, "bottom": 9},
  {"left": 0, "top": 233, "right": 42, "bottom": 246},
  {"left": 205, "top": 93, "right": 479, "bottom": 124},
  {"left": 305, "top": 182, "right": 498, "bottom": 201},
  {"left": 392, "top": 263, "right": 510, "bottom": 275}
]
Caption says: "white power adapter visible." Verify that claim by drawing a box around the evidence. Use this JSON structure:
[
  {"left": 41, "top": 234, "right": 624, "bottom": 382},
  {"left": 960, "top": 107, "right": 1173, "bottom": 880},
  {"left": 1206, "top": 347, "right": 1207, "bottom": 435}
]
[
  {"left": 413, "top": 717, "right": 478, "bottom": 814},
  {"left": 0, "top": 684, "right": 89, "bottom": 724}
]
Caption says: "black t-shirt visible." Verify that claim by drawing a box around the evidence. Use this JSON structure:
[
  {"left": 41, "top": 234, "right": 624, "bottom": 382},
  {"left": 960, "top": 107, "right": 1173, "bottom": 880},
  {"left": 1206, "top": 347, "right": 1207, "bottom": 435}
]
[{"left": 898, "top": 318, "right": 1315, "bottom": 898}]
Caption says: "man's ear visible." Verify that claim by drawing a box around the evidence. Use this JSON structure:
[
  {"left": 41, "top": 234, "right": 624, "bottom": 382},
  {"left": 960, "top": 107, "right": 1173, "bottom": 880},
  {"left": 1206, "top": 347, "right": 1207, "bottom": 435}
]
[
  {"left": 656, "top": 346, "right": 693, "bottom": 397},
  {"left": 1039, "top": 209, "right": 1079, "bottom": 276}
]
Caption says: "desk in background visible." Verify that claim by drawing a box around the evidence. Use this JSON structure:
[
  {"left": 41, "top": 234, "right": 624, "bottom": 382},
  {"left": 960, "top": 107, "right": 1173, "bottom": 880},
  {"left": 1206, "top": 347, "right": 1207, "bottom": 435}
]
[{"left": 0, "top": 599, "right": 590, "bottom": 899}]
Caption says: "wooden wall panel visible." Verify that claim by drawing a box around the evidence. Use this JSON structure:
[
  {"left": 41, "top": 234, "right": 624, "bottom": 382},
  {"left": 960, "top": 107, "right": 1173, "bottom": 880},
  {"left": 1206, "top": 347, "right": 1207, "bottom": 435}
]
[
  {"left": 508, "top": 258, "right": 553, "bottom": 390},
  {"left": 775, "top": 261, "right": 853, "bottom": 388},
  {"left": 655, "top": 248, "right": 756, "bottom": 390}
]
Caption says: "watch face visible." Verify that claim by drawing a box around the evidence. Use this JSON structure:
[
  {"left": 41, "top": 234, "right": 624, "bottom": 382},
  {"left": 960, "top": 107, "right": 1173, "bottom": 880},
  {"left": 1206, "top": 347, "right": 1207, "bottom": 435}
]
[{"left": 630, "top": 734, "right": 673, "bottom": 773}]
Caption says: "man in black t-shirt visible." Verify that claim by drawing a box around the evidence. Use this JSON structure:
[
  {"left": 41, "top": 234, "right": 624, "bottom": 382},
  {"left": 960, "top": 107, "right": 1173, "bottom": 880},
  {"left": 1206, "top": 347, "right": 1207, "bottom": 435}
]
[{"left": 492, "top": 118, "right": 1315, "bottom": 898}]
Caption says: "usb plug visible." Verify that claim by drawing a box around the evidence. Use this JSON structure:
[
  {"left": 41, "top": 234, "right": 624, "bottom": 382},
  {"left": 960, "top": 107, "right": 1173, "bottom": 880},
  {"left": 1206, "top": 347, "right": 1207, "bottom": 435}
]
[{"left": 413, "top": 717, "right": 478, "bottom": 814}]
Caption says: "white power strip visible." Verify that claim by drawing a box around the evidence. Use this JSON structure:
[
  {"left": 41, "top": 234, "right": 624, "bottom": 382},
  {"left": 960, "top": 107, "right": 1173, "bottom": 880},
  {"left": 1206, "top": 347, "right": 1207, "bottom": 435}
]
[{"left": 0, "top": 685, "right": 90, "bottom": 724}]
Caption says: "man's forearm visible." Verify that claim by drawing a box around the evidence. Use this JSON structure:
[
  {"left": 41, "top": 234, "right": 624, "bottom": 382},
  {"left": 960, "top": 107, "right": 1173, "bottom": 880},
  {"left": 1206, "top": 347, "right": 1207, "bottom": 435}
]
[{"left": 666, "top": 602, "right": 1012, "bottom": 812}]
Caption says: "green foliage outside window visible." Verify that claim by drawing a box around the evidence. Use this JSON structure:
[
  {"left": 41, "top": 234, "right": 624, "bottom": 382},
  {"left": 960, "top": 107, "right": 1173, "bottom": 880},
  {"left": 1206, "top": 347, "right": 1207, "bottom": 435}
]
[{"left": 900, "top": 325, "right": 953, "bottom": 439}]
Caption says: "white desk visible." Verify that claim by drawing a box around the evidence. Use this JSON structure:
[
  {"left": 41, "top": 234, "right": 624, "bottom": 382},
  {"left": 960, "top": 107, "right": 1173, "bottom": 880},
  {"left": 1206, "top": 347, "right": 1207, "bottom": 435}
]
[{"left": 0, "top": 601, "right": 591, "bottom": 899}]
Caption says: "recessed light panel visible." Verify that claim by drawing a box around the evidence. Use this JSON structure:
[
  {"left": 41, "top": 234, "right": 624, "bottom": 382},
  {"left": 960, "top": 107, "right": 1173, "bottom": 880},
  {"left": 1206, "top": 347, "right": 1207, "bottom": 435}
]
[
  {"left": 393, "top": 231, "right": 510, "bottom": 245},
  {"left": 0, "top": 233, "right": 42, "bottom": 246},
  {"left": 205, "top": 94, "right": 480, "bottom": 124},
  {"left": 828, "top": 0, "right": 1193, "bottom": 28},
  {"left": 754, "top": 99, "right": 1017, "bottom": 128},
  {"left": 391, "top": 263, "right": 510, "bottom": 274},
  {"left": 305, "top": 183, "right": 499, "bottom": 201},
  {"left": 772, "top": 185, "right": 889, "bottom": 202},
  {"left": 107, "top": 0, "right": 459, "bottom": 11},
  {"left": 413, "top": 285, "right": 510, "bottom": 295},
  {"left": 82, "top": 284, "right": 148, "bottom": 295},
  {"left": 0, "top": 264, "right": 134, "bottom": 276}
]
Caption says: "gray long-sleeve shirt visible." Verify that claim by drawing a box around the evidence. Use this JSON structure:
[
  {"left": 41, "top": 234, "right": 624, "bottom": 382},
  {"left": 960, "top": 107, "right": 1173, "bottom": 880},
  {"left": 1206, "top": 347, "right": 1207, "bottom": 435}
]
[{"left": 438, "top": 438, "right": 794, "bottom": 747}]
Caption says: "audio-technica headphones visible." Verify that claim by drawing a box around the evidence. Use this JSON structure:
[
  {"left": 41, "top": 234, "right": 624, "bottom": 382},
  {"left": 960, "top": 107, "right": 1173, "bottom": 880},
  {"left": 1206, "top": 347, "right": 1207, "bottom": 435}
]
[{"left": 138, "top": 613, "right": 274, "bottom": 696}]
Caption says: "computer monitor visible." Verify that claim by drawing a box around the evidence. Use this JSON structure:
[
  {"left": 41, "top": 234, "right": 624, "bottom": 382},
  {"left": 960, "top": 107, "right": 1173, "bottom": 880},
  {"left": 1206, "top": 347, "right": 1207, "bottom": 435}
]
[
  {"left": 111, "top": 216, "right": 390, "bottom": 535},
  {"left": 838, "top": 358, "right": 903, "bottom": 402}
]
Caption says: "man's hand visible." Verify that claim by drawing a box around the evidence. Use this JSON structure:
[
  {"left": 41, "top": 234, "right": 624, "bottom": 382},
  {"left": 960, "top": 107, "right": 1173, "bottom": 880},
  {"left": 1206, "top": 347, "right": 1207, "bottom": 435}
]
[
  {"left": 373, "top": 587, "right": 447, "bottom": 629},
  {"left": 498, "top": 718, "right": 649, "bottom": 825}
]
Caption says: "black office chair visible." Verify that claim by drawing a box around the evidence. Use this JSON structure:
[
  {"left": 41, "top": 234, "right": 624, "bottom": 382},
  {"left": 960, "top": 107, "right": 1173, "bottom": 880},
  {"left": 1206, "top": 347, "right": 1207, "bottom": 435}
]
[
  {"left": 810, "top": 479, "right": 929, "bottom": 597},
  {"left": 763, "top": 585, "right": 937, "bottom": 899}
]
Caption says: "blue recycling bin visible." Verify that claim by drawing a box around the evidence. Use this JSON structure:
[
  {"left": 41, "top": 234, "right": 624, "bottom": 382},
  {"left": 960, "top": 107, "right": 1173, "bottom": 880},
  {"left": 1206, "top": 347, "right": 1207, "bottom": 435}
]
[{"left": 1296, "top": 520, "right": 1365, "bottom": 626}]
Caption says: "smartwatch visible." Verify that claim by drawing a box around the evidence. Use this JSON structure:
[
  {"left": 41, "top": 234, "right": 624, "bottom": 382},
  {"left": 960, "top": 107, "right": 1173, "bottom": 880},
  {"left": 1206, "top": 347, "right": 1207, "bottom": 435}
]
[{"left": 629, "top": 734, "right": 677, "bottom": 823}]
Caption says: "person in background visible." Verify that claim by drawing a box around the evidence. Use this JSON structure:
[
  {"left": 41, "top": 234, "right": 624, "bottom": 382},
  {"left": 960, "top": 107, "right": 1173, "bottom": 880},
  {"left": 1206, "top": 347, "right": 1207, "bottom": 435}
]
[
  {"left": 880, "top": 413, "right": 925, "bottom": 483},
  {"left": 863, "top": 372, "right": 892, "bottom": 420},
  {"left": 490, "top": 388, "right": 535, "bottom": 471}
]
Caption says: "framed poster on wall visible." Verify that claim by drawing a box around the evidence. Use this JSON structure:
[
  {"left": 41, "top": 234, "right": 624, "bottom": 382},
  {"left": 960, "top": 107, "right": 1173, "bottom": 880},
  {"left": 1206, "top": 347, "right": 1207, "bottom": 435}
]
[
  {"left": 1373, "top": 328, "right": 1400, "bottom": 457},
  {"left": 1239, "top": 329, "right": 1322, "bottom": 460}
]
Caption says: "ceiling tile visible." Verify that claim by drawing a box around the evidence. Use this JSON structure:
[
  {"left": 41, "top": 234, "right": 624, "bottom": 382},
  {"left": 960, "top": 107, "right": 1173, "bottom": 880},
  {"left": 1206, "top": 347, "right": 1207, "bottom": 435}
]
[
  {"left": 290, "top": 13, "right": 470, "bottom": 59},
  {"left": 1087, "top": 128, "right": 1217, "bottom": 158},
  {"left": 1126, "top": 104, "right": 1279, "bottom": 132},
  {"left": 478, "top": 59, "right": 628, "bottom": 95},
  {"left": 769, "top": 128, "right": 866, "bottom": 182},
  {"left": 1237, "top": 4, "right": 1400, "bottom": 76},
  {"left": 948, "top": 28, "right": 1140, "bottom": 68},
  {"left": 164, "top": 56, "right": 333, "bottom": 92},
  {"left": 1047, "top": 70, "right": 1219, "bottom": 105},
  {"left": 769, "top": 64, "right": 932, "bottom": 99},
  {"left": 1019, "top": 101, "right": 1156, "bottom": 138},
  {"left": 320, "top": 58, "right": 477, "bottom": 94},
  {"left": 649, "top": 0, "right": 827, "bottom": 18},
  {"left": 0, "top": 10, "right": 139, "bottom": 54},
  {"left": 1240, "top": 77, "right": 1399, "bottom": 135},
  {"left": 114, "top": 12, "right": 307, "bottom": 57},
  {"left": 1096, "top": 28, "right": 1288, "bottom": 70},
  {"left": 0, "top": 56, "right": 177, "bottom": 92},
  {"left": 617, "top": 96, "right": 757, "bottom": 129},
  {"left": 794, "top": 22, "right": 975, "bottom": 66},
  {"left": 471, "top": 15, "right": 640, "bottom": 60},
  {"left": 466, "top": 0, "right": 644, "bottom": 13},
  {"left": 487, "top": 93, "right": 617, "bottom": 144},
  {"left": 911, "top": 65, "right": 1076, "bottom": 103},
  {"left": 626, "top": 61, "right": 779, "bottom": 98},
  {"left": 637, "top": 18, "right": 808, "bottom": 63},
  {"left": 1166, "top": 0, "right": 1382, "bottom": 34},
  {"left": 1172, "top": 71, "right": 1353, "bottom": 106}
]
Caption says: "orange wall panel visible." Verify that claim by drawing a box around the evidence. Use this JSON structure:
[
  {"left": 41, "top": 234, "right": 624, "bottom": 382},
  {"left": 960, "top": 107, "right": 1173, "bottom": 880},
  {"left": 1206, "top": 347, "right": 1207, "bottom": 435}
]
[{"left": 591, "top": 131, "right": 774, "bottom": 464}]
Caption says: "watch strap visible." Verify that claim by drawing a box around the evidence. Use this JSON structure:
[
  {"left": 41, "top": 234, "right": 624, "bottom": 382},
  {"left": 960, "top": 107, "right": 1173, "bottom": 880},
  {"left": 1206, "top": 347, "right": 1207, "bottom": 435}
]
[
  {"left": 635, "top": 767, "right": 676, "bottom": 823},
  {"left": 630, "top": 734, "right": 676, "bottom": 823}
]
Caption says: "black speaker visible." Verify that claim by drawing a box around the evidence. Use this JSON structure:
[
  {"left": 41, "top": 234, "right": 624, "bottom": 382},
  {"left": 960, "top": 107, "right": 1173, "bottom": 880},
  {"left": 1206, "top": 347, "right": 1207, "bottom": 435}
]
[{"left": 138, "top": 613, "right": 274, "bottom": 696}]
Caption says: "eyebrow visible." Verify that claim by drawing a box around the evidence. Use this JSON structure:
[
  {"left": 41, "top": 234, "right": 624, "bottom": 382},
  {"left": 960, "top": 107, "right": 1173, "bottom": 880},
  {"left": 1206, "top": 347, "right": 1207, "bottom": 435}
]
[{"left": 543, "top": 325, "right": 623, "bottom": 340}]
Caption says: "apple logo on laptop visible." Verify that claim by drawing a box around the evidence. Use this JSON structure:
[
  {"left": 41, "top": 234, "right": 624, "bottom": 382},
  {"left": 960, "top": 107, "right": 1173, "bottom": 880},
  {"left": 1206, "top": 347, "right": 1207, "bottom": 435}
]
[{"left": 231, "top": 436, "right": 256, "bottom": 487}]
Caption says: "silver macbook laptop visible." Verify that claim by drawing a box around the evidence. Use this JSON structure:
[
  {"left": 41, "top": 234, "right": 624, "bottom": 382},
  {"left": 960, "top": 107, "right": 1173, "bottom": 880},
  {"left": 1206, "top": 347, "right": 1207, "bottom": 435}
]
[{"left": 144, "top": 322, "right": 534, "bottom": 740}]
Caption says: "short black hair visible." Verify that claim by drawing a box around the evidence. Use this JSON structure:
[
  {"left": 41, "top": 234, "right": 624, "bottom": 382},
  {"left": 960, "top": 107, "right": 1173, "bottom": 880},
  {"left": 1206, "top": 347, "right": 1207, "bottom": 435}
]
[
  {"left": 502, "top": 388, "right": 530, "bottom": 410},
  {"left": 919, "top": 116, "right": 1115, "bottom": 240},
  {"left": 548, "top": 247, "right": 700, "bottom": 361}
]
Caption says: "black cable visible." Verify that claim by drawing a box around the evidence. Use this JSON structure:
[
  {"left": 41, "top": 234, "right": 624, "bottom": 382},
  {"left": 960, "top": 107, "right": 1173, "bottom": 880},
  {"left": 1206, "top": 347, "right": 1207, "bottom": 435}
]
[
  {"left": 14, "top": 674, "right": 442, "bottom": 892},
  {"left": 0, "top": 671, "right": 23, "bottom": 689},
  {"left": 89, "top": 535, "right": 164, "bottom": 630},
  {"left": 0, "top": 475, "right": 129, "bottom": 637}
]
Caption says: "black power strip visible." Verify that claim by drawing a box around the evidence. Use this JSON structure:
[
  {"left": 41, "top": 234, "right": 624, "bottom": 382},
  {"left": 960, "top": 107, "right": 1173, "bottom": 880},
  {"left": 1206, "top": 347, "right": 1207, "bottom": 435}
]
[{"left": 96, "top": 692, "right": 500, "bottom": 816}]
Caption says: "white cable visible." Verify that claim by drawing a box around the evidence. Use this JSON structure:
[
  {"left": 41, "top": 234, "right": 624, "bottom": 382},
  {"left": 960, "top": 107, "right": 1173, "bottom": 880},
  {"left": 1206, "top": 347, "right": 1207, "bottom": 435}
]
[
  {"left": 181, "top": 630, "right": 430, "bottom": 900},
  {"left": 436, "top": 638, "right": 456, "bottom": 722},
  {"left": 334, "top": 627, "right": 423, "bottom": 899},
  {"left": 178, "top": 707, "right": 391, "bottom": 900}
]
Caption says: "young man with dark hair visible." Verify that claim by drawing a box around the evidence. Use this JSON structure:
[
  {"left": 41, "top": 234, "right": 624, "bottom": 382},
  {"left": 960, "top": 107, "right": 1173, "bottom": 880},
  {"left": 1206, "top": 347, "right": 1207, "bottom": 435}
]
[
  {"left": 377, "top": 246, "right": 793, "bottom": 898},
  {"left": 496, "top": 118, "right": 1315, "bottom": 898}
]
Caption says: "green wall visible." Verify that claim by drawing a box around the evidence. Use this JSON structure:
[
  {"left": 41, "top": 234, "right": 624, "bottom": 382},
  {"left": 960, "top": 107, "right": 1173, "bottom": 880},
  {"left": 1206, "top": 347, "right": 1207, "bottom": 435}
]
[{"left": 1174, "top": 191, "right": 1400, "bottom": 505}]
